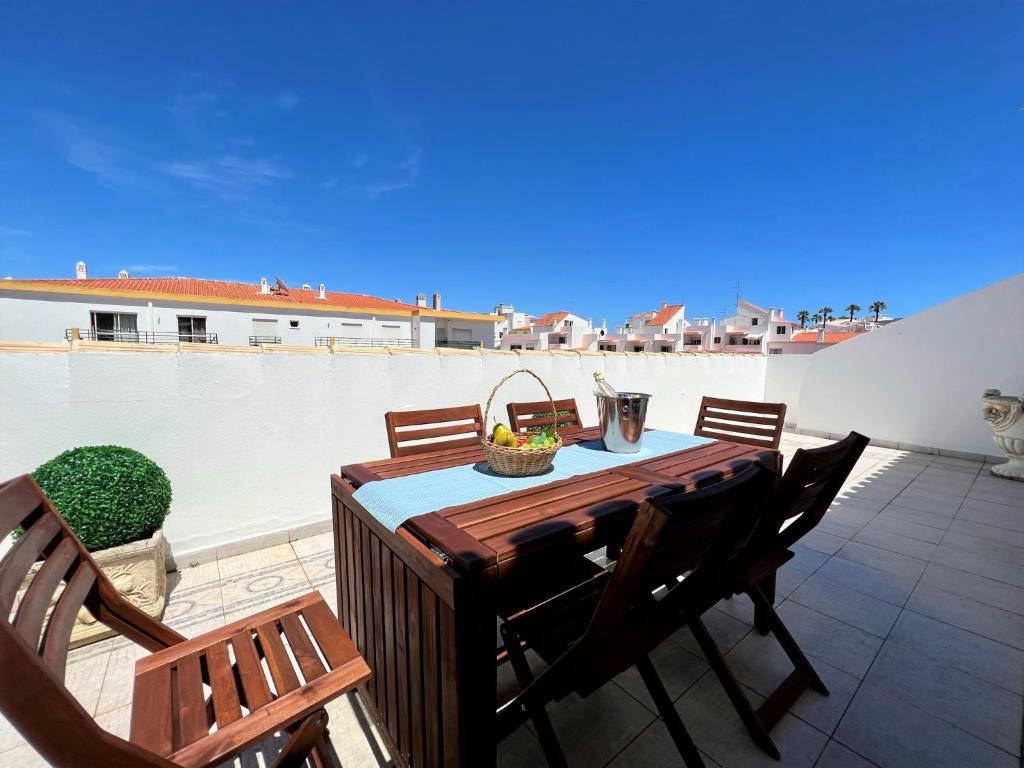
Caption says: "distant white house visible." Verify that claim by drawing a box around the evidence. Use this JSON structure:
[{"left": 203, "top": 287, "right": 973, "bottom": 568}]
[
  {"left": 497, "top": 310, "right": 598, "bottom": 351},
  {"left": 0, "top": 262, "right": 501, "bottom": 348}
]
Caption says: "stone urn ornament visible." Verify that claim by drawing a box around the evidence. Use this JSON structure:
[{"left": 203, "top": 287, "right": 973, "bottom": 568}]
[{"left": 982, "top": 390, "right": 1024, "bottom": 481}]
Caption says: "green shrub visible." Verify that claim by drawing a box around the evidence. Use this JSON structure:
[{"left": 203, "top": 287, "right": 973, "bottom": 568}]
[{"left": 32, "top": 446, "right": 172, "bottom": 552}]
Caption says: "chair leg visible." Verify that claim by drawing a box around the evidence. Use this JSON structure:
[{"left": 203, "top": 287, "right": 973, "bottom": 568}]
[
  {"left": 747, "top": 586, "right": 828, "bottom": 696},
  {"left": 754, "top": 572, "right": 777, "bottom": 635},
  {"left": 687, "top": 615, "right": 781, "bottom": 760},
  {"left": 635, "top": 655, "right": 705, "bottom": 768},
  {"left": 500, "top": 624, "right": 567, "bottom": 768},
  {"left": 270, "top": 709, "right": 330, "bottom": 768}
]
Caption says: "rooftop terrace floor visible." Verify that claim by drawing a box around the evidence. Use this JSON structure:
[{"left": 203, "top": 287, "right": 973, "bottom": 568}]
[{"left": 2, "top": 433, "right": 1022, "bottom": 767}]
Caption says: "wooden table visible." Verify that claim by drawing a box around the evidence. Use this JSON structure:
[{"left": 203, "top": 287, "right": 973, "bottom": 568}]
[{"left": 331, "top": 427, "right": 779, "bottom": 768}]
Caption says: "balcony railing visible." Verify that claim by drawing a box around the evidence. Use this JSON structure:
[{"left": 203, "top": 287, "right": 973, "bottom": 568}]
[
  {"left": 66, "top": 329, "right": 219, "bottom": 344},
  {"left": 249, "top": 336, "right": 282, "bottom": 346},
  {"left": 313, "top": 337, "right": 415, "bottom": 348},
  {"left": 435, "top": 340, "right": 483, "bottom": 350}
]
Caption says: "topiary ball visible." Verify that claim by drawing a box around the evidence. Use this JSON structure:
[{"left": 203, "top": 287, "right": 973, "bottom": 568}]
[{"left": 32, "top": 446, "right": 172, "bottom": 552}]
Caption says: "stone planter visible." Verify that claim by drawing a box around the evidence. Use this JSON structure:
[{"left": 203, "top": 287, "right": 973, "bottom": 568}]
[
  {"left": 982, "top": 389, "right": 1024, "bottom": 481},
  {"left": 21, "top": 529, "right": 169, "bottom": 648}
]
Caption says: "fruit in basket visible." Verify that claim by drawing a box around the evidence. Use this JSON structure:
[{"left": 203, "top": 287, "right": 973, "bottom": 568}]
[{"left": 491, "top": 423, "right": 517, "bottom": 448}]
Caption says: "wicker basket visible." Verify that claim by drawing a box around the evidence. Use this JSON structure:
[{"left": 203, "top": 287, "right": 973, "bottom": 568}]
[{"left": 482, "top": 369, "right": 563, "bottom": 477}]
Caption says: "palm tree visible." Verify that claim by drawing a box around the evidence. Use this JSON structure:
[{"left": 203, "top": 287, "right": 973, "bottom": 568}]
[
  {"left": 817, "top": 306, "right": 834, "bottom": 328},
  {"left": 811, "top": 312, "right": 822, "bottom": 325},
  {"left": 869, "top": 300, "right": 887, "bottom": 322},
  {"left": 796, "top": 309, "right": 810, "bottom": 328},
  {"left": 845, "top": 303, "right": 861, "bottom": 322}
]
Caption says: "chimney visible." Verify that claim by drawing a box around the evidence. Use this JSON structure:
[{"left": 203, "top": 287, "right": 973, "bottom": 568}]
[
  {"left": 432, "top": 292, "right": 441, "bottom": 310},
  {"left": 318, "top": 283, "right": 326, "bottom": 300},
  {"left": 301, "top": 283, "right": 311, "bottom": 290},
  {"left": 416, "top": 293, "right": 427, "bottom": 308},
  {"left": 75, "top": 261, "right": 88, "bottom": 280},
  {"left": 817, "top": 327, "right": 826, "bottom": 343},
  {"left": 259, "top": 277, "right": 270, "bottom": 295},
  {"left": 118, "top": 269, "right": 130, "bottom": 279}
]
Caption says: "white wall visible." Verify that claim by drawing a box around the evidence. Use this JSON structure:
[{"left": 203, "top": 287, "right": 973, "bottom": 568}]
[
  {"left": 0, "top": 291, "right": 418, "bottom": 347},
  {"left": 0, "top": 346, "right": 767, "bottom": 559},
  {"left": 764, "top": 355, "right": 811, "bottom": 424},
  {"left": 790, "top": 274, "right": 1024, "bottom": 455}
]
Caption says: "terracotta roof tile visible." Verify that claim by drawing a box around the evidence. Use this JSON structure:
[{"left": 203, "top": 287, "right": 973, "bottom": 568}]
[
  {"left": 645, "top": 304, "right": 684, "bottom": 327},
  {"left": 790, "top": 331, "right": 863, "bottom": 343},
  {"left": 534, "top": 311, "right": 570, "bottom": 326}
]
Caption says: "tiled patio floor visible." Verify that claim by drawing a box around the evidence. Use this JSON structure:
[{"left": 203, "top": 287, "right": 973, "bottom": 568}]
[{"left": 2, "top": 433, "right": 1022, "bottom": 767}]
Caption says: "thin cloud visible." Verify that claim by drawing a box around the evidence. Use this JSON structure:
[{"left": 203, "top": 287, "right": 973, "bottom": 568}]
[
  {"left": 366, "top": 146, "right": 423, "bottom": 198},
  {"left": 0, "top": 226, "right": 32, "bottom": 237},
  {"left": 34, "top": 111, "right": 159, "bottom": 192},
  {"left": 156, "top": 155, "right": 292, "bottom": 199},
  {"left": 321, "top": 177, "right": 339, "bottom": 189},
  {"left": 276, "top": 92, "right": 301, "bottom": 110}
]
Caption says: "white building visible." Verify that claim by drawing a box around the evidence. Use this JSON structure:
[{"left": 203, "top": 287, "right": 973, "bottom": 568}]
[
  {"left": 598, "top": 303, "right": 702, "bottom": 352},
  {"left": 0, "top": 262, "right": 501, "bottom": 349},
  {"left": 497, "top": 310, "right": 598, "bottom": 351}
]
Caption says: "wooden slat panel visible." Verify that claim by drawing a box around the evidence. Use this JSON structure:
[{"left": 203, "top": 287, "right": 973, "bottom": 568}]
[
  {"left": 406, "top": 574, "right": 425, "bottom": 767},
  {"left": 390, "top": 436, "right": 482, "bottom": 458},
  {"left": 394, "top": 422, "right": 482, "bottom": 442},
  {"left": 229, "top": 630, "right": 273, "bottom": 710},
  {"left": 301, "top": 601, "right": 357, "bottom": 671},
  {"left": 387, "top": 406, "right": 482, "bottom": 428},
  {"left": 255, "top": 622, "right": 301, "bottom": 695},
  {"left": 370, "top": 535, "right": 386, "bottom": 710},
  {"left": 699, "top": 418, "right": 778, "bottom": 439},
  {"left": 0, "top": 477, "right": 42, "bottom": 541},
  {"left": 131, "top": 666, "right": 174, "bottom": 756},
  {"left": 392, "top": 560, "right": 410, "bottom": 763},
  {"left": 358, "top": 519, "right": 373, "bottom": 702},
  {"left": 205, "top": 640, "right": 242, "bottom": 727},
  {"left": 0, "top": 514, "right": 60, "bottom": 615},
  {"left": 40, "top": 563, "right": 96, "bottom": 679},
  {"left": 421, "top": 589, "right": 442, "bottom": 767},
  {"left": 700, "top": 397, "right": 786, "bottom": 415},
  {"left": 279, "top": 612, "right": 328, "bottom": 682},
  {"left": 335, "top": 497, "right": 349, "bottom": 640},
  {"left": 704, "top": 409, "right": 781, "bottom": 426},
  {"left": 175, "top": 652, "right": 208, "bottom": 748},
  {"left": 439, "top": 601, "right": 459, "bottom": 768},
  {"left": 383, "top": 545, "right": 398, "bottom": 735},
  {"left": 14, "top": 537, "right": 78, "bottom": 648}
]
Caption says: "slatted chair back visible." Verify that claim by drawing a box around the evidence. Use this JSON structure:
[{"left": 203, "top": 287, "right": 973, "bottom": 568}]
[
  {"left": 384, "top": 404, "right": 485, "bottom": 458},
  {"left": 575, "top": 462, "right": 776, "bottom": 690},
  {"left": 0, "top": 475, "right": 184, "bottom": 768},
  {"left": 506, "top": 397, "right": 583, "bottom": 435},
  {"left": 694, "top": 396, "right": 787, "bottom": 449},
  {"left": 746, "top": 431, "right": 869, "bottom": 555}
]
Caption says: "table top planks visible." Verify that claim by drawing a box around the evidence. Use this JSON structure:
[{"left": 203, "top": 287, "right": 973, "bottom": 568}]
[{"left": 339, "top": 428, "right": 778, "bottom": 574}]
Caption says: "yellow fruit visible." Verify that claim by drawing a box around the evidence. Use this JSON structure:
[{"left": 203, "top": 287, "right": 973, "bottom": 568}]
[{"left": 493, "top": 423, "right": 511, "bottom": 444}]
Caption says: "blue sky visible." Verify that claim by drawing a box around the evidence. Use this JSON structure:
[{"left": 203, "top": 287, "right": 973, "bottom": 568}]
[{"left": 1, "top": 1, "right": 1020, "bottom": 322}]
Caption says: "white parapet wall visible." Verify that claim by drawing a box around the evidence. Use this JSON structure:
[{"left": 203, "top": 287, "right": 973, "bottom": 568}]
[
  {"left": 772, "top": 273, "right": 1024, "bottom": 457},
  {"left": 0, "top": 344, "right": 767, "bottom": 560}
]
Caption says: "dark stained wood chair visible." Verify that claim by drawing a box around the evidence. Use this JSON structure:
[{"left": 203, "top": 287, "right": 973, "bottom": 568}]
[
  {"left": 384, "top": 404, "right": 485, "bottom": 458},
  {"left": 506, "top": 398, "right": 583, "bottom": 436},
  {"left": 0, "top": 475, "right": 370, "bottom": 768},
  {"left": 496, "top": 462, "right": 777, "bottom": 768},
  {"left": 684, "top": 431, "right": 870, "bottom": 759},
  {"left": 693, "top": 396, "right": 787, "bottom": 450}
]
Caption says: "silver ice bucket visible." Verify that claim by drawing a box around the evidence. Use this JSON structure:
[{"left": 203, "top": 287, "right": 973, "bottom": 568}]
[{"left": 596, "top": 392, "right": 652, "bottom": 453}]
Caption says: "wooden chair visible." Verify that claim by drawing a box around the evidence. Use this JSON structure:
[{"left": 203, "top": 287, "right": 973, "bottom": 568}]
[
  {"left": 0, "top": 475, "right": 371, "bottom": 768},
  {"left": 506, "top": 398, "right": 583, "bottom": 435},
  {"left": 384, "top": 404, "right": 485, "bottom": 458},
  {"left": 683, "top": 431, "right": 869, "bottom": 759},
  {"left": 496, "top": 462, "right": 777, "bottom": 768},
  {"left": 693, "top": 396, "right": 787, "bottom": 450}
]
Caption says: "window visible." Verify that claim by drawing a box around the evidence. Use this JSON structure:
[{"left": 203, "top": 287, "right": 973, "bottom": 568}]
[
  {"left": 557, "top": 336, "right": 567, "bottom": 344},
  {"left": 566, "top": 320, "right": 573, "bottom": 327},
  {"left": 660, "top": 345, "right": 673, "bottom": 353},
  {"left": 177, "top": 315, "right": 207, "bottom": 342},
  {"left": 769, "top": 348, "right": 782, "bottom": 355},
  {"left": 633, "top": 344, "right": 645, "bottom": 353},
  {"left": 751, "top": 318, "right": 759, "bottom": 326},
  {"left": 599, "top": 343, "right": 616, "bottom": 351},
  {"left": 289, "top": 320, "right": 300, "bottom": 329},
  {"left": 713, "top": 336, "right": 721, "bottom": 344},
  {"left": 510, "top": 344, "right": 523, "bottom": 350},
  {"left": 685, "top": 337, "right": 701, "bottom": 345},
  {"left": 777, "top": 325, "right": 786, "bottom": 334},
  {"left": 91, "top": 311, "right": 137, "bottom": 341}
]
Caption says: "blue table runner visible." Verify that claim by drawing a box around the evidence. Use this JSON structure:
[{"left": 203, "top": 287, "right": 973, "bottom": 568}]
[{"left": 352, "top": 430, "right": 715, "bottom": 532}]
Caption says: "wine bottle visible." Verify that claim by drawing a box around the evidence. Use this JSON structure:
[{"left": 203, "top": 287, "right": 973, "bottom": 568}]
[{"left": 593, "top": 372, "right": 619, "bottom": 398}]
